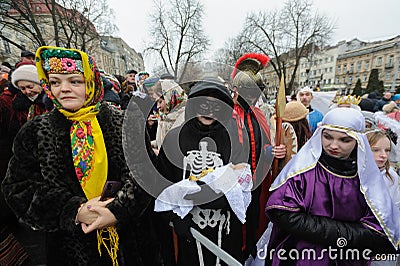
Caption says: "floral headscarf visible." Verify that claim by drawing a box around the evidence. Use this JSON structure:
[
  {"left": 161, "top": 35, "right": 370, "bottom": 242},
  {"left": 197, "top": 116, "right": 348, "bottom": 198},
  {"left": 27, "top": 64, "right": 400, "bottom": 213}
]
[
  {"left": 36, "top": 46, "right": 103, "bottom": 109},
  {"left": 36, "top": 46, "right": 118, "bottom": 264},
  {"left": 35, "top": 46, "right": 107, "bottom": 192},
  {"left": 155, "top": 79, "right": 186, "bottom": 119}
]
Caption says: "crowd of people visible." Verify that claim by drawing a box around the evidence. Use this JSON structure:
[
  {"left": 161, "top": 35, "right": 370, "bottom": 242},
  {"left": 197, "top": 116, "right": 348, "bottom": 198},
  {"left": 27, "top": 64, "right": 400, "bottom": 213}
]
[{"left": 0, "top": 47, "right": 399, "bottom": 266}]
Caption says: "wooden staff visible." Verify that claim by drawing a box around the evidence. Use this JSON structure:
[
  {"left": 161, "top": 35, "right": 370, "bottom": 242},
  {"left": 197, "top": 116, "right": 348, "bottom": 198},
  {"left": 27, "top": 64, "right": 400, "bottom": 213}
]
[{"left": 272, "top": 75, "right": 286, "bottom": 179}]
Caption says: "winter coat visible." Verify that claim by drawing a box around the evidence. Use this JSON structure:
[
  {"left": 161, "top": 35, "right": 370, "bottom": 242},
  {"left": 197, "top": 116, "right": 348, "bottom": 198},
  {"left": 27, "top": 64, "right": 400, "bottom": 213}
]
[{"left": 2, "top": 102, "right": 154, "bottom": 265}]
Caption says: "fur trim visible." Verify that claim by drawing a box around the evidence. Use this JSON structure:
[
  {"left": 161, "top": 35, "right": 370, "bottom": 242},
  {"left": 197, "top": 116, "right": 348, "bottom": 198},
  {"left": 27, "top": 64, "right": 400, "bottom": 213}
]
[{"left": 231, "top": 53, "right": 270, "bottom": 79}]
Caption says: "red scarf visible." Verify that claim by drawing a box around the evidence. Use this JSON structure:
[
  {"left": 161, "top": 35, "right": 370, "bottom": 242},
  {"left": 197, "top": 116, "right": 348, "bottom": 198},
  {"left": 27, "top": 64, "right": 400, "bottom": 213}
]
[
  {"left": 233, "top": 104, "right": 271, "bottom": 144},
  {"left": 233, "top": 103, "right": 273, "bottom": 242}
]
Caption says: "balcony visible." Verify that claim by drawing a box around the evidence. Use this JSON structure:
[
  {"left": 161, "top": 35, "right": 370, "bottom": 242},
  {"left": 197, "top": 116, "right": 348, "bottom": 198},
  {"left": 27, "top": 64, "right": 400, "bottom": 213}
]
[{"left": 385, "top": 63, "right": 394, "bottom": 69}]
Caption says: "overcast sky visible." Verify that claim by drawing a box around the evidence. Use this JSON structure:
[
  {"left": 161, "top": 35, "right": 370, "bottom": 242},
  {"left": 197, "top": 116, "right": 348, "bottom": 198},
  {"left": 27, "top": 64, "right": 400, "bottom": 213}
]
[{"left": 107, "top": 0, "right": 400, "bottom": 70}]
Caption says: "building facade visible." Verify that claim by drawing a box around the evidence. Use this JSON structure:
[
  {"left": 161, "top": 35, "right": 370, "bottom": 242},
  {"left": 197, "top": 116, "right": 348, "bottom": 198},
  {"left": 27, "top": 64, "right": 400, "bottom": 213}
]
[
  {"left": 261, "top": 35, "right": 400, "bottom": 97},
  {"left": 97, "top": 36, "right": 144, "bottom": 76},
  {"left": 0, "top": 0, "right": 144, "bottom": 75},
  {"left": 336, "top": 36, "right": 400, "bottom": 93}
]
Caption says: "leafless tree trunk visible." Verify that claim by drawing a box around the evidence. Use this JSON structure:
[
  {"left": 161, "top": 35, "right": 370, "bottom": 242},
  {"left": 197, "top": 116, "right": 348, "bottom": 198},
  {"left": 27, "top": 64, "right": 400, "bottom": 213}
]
[
  {"left": 229, "top": 0, "right": 335, "bottom": 94},
  {"left": 0, "top": 0, "right": 47, "bottom": 47},
  {"left": 145, "top": 0, "right": 210, "bottom": 82}
]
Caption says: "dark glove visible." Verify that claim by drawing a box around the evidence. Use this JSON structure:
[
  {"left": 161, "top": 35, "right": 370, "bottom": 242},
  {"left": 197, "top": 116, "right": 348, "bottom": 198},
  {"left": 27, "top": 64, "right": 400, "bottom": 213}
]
[
  {"left": 269, "top": 209, "right": 396, "bottom": 254},
  {"left": 172, "top": 214, "right": 194, "bottom": 242},
  {"left": 184, "top": 182, "right": 229, "bottom": 209}
]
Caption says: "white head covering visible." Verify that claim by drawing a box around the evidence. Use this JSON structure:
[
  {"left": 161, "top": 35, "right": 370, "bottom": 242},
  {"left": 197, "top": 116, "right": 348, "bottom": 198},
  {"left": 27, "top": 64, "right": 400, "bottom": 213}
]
[
  {"left": 296, "top": 86, "right": 313, "bottom": 98},
  {"left": 271, "top": 107, "right": 400, "bottom": 249},
  {"left": 298, "top": 86, "right": 313, "bottom": 93},
  {"left": 159, "top": 79, "right": 185, "bottom": 103}
]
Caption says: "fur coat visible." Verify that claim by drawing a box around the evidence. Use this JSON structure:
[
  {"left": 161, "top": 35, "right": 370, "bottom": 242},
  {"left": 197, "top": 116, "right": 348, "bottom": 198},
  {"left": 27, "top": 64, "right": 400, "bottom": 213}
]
[{"left": 2, "top": 102, "right": 155, "bottom": 265}]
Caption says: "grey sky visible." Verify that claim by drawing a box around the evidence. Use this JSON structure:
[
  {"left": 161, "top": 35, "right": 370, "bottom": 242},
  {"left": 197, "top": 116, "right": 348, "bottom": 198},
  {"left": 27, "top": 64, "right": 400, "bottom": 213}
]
[{"left": 108, "top": 0, "right": 400, "bottom": 69}]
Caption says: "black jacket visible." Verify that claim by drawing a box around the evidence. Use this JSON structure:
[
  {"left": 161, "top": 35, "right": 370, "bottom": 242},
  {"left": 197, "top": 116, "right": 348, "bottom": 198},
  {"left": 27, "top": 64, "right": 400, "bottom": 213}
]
[
  {"left": 268, "top": 209, "right": 397, "bottom": 255},
  {"left": 2, "top": 103, "right": 155, "bottom": 265}
]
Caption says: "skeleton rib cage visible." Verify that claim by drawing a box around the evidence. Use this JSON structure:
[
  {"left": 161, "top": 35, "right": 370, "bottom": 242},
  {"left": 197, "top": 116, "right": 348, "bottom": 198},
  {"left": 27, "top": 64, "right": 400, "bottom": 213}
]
[{"left": 183, "top": 141, "right": 223, "bottom": 180}]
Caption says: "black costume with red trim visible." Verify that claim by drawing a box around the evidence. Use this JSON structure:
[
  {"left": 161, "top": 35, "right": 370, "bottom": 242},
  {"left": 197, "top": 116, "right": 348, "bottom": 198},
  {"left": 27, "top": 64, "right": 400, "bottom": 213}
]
[{"left": 233, "top": 101, "right": 273, "bottom": 258}]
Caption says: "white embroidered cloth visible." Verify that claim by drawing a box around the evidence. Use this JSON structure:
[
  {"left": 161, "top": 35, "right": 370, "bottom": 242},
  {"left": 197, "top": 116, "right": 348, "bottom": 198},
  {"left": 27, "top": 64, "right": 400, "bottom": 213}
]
[{"left": 154, "top": 163, "right": 252, "bottom": 223}]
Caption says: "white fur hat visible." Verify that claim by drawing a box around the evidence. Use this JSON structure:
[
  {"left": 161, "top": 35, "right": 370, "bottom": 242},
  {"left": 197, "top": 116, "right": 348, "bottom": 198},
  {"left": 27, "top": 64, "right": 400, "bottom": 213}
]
[
  {"left": 11, "top": 65, "right": 40, "bottom": 89},
  {"left": 298, "top": 86, "right": 313, "bottom": 94}
]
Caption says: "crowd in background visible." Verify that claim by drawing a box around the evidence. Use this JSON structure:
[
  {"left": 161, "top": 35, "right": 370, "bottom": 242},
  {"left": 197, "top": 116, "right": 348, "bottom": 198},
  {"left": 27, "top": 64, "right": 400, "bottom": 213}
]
[{"left": 0, "top": 48, "right": 399, "bottom": 266}]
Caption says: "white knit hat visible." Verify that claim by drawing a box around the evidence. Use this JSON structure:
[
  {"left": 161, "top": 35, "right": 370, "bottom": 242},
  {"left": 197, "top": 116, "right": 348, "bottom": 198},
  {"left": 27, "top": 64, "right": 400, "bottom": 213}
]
[{"left": 11, "top": 65, "right": 40, "bottom": 89}]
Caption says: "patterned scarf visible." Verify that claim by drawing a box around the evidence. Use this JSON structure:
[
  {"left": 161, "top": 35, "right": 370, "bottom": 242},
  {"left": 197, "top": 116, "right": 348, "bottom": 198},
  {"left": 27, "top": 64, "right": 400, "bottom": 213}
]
[{"left": 36, "top": 46, "right": 119, "bottom": 265}]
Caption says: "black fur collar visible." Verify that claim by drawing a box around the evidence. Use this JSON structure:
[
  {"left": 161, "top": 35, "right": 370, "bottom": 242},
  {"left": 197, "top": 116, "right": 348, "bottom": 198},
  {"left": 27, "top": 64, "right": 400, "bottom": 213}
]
[{"left": 47, "top": 103, "right": 113, "bottom": 135}]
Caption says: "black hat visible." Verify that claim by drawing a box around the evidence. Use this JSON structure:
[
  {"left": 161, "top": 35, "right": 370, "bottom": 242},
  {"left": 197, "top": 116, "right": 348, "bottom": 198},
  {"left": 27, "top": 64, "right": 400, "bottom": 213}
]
[
  {"left": 21, "top": 50, "right": 35, "bottom": 58},
  {"left": 126, "top": 69, "right": 137, "bottom": 75}
]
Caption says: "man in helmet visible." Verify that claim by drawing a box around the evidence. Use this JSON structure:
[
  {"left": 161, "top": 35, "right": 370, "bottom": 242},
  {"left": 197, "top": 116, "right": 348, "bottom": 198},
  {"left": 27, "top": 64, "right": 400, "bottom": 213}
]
[{"left": 231, "top": 53, "right": 286, "bottom": 260}]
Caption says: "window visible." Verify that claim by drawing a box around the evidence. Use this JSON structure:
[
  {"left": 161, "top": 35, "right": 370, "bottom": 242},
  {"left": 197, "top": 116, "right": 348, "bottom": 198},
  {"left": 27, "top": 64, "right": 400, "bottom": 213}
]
[
  {"left": 348, "top": 76, "right": 353, "bottom": 84},
  {"left": 386, "top": 72, "right": 392, "bottom": 80},
  {"left": 328, "top": 79, "right": 331, "bottom": 84},
  {"left": 329, "top": 67, "right": 333, "bottom": 72},
  {"left": 2, "top": 39, "right": 11, "bottom": 53},
  {"left": 343, "top": 64, "right": 347, "bottom": 72},
  {"left": 365, "top": 60, "right": 370, "bottom": 69},
  {"left": 341, "top": 77, "right": 345, "bottom": 84},
  {"left": 325, "top": 57, "right": 328, "bottom": 63},
  {"left": 388, "top": 55, "right": 394, "bottom": 67},
  {"left": 357, "top": 61, "right": 361, "bottom": 71},
  {"left": 331, "top": 56, "right": 334, "bottom": 61},
  {"left": 363, "top": 74, "right": 368, "bottom": 82},
  {"left": 338, "top": 65, "right": 341, "bottom": 73},
  {"left": 350, "top": 64, "right": 354, "bottom": 73},
  {"left": 377, "top": 57, "right": 382, "bottom": 66}
]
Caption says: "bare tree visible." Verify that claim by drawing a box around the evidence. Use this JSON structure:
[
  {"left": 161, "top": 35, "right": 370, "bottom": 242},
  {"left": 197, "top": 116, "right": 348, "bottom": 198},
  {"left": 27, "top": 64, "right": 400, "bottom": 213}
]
[
  {"left": 0, "top": 0, "right": 116, "bottom": 52},
  {"left": 145, "top": 0, "right": 210, "bottom": 82},
  {"left": 56, "top": 0, "right": 117, "bottom": 52},
  {"left": 0, "top": 0, "right": 47, "bottom": 48},
  {"left": 231, "top": 0, "right": 335, "bottom": 94}
]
